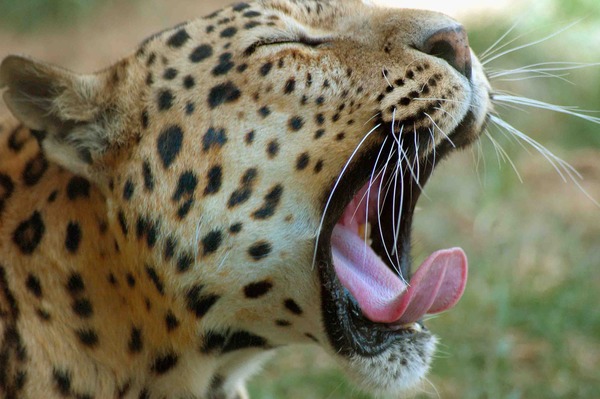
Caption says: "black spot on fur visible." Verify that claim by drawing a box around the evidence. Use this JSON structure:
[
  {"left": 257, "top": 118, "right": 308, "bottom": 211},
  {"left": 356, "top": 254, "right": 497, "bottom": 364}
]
[
  {"left": 76, "top": 328, "right": 99, "bottom": 347},
  {"left": 72, "top": 298, "right": 93, "bottom": 318},
  {"left": 164, "top": 237, "right": 176, "bottom": 261},
  {"left": 176, "top": 252, "right": 194, "bottom": 273},
  {"left": 203, "top": 127, "right": 228, "bottom": 152},
  {"left": 65, "top": 222, "right": 82, "bottom": 253},
  {"left": 128, "top": 327, "right": 143, "bottom": 353},
  {"left": 288, "top": 116, "right": 304, "bottom": 131},
  {"left": 267, "top": 140, "right": 279, "bottom": 158},
  {"left": 212, "top": 52, "right": 235, "bottom": 76},
  {"left": 157, "top": 125, "right": 183, "bottom": 169},
  {"left": 248, "top": 241, "right": 272, "bottom": 261},
  {"left": 230, "top": 223, "right": 243, "bottom": 233},
  {"left": 157, "top": 89, "right": 174, "bottom": 111},
  {"left": 244, "top": 280, "right": 273, "bottom": 298},
  {"left": 151, "top": 353, "right": 179, "bottom": 375},
  {"left": 118, "top": 210, "right": 128, "bottom": 236},
  {"left": 244, "top": 10, "right": 261, "bottom": 18},
  {"left": 145, "top": 265, "right": 164, "bottom": 295},
  {"left": 245, "top": 130, "right": 255, "bottom": 144},
  {"left": 260, "top": 62, "right": 273, "bottom": 76},
  {"left": 259, "top": 106, "right": 271, "bottom": 118},
  {"left": 52, "top": 368, "right": 72, "bottom": 396},
  {"left": 126, "top": 273, "right": 136, "bottom": 288},
  {"left": 183, "top": 75, "right": 195, "bottom": 89},
  {"left": 0, "top": 173, "right": 15, "bottom": 215},
  {"left": 252, "top": 185, "right": 283, "bottom": 220},
  {"left": 228, "top": 168, "right": 257, "bottom": 207},
  {"left": 186, "top": 285, "right": 220, "bottom": 318},
  {"left": 161, "top": 70, "right": 177, "bottom": 83},
  {"left": 220, "top": 26, "right": 237, "bottom": 38},
  {"left": 8, "top": 127, "right": 26, "bottom": 152},
  {"left": 123, "top": 179, "right": 135, "bottom": 201},
  {"left": 142, "top": 161, "right": 154, "bottom": 192},
  {"left": 284, "top": 78, "right": 296, "bottom": 94},
  {"left": 67, "top": 273, "right": 85, "bottom": 294},
  {"left": 208, "top": 81, "right": 241, "bottom": 108},
  {"left": 12, "top": 211, "right": 45, "bottom": 255},
  {"left": 245, "top": 21, "right": 261, "bottom": 29},
  {"left": 284, "top": 299, "right": 303, "bottom": 315},
  {"left": 202, "top": 230, "right": 223, "bottom": 256},
  {"left": 67, "top": 177, "right": 90, "bottom": 200},
  {"left": 172, "top": 171, "right": 198, "bottom": 201},
  {"left": 26, "top": 274, "right": 43, "bottom": 298},
  {"left": 190, "top": 44, "right": 213, "bottom": 63},
  {"left": 201, "top": 330, "right": 268, "bottom": 354},
  {"left": 165, "top": 311, "right": 180, "bottom": 332},
  {"left": 204, "top": 165, "right": 222, "bottom": 195},
  {"left": 296, "top": 153, "right": 310, "bottom": 170},
  {"left": 233, "top": 2, "right": 250, "bottom": 11},
  {"left": 22, "top": 153, "right": 48, "bottom": 186},
  {"left": 167, "top": 29, "right": 190, "bottom": 48}
]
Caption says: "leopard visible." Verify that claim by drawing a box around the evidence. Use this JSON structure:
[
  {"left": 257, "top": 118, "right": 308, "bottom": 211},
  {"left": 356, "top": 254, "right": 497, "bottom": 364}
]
[{"left": 0, "top": 0, "right": 492, "bottom": 398}]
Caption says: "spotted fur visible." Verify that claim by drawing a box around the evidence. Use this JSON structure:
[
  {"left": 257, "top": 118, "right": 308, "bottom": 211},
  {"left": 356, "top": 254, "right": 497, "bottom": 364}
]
[{"left": 0, "top": 1, "right": 491, "bottom": 398}]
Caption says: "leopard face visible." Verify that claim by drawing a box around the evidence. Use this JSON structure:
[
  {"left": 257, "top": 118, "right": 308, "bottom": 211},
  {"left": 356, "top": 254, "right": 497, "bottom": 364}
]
[{"left": 0, "top": 0, "right": 491, "bottom": 397}]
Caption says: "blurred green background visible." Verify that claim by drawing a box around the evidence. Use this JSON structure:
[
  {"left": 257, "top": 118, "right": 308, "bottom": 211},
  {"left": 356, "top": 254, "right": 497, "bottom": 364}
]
[{"left": 1, "top": 0, "right": 598, "bottom": 398}]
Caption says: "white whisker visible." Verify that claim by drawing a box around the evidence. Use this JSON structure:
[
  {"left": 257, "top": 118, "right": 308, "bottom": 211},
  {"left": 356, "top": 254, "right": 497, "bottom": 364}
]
[
  {"left": 312, "top": 123, "right": 382, "bottom": 270},
  {"left": 482, "top": 20, "right": 581, "bottom": 65}
]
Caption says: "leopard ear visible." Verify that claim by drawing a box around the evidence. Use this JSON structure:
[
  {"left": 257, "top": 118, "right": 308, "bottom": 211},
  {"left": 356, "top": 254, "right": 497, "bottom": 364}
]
[{"left": 0, "top": 55, "right": 129, "bottom": 177}]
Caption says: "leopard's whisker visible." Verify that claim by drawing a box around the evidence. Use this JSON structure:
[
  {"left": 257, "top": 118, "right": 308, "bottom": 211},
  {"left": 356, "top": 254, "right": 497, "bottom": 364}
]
[
  {"left": 424, "top": 112, "right": 456, "bottom": 148},
  {"left": 479, "top": 18, "right": 522, "bottom": 60},
  {"left": 312, "top": 122, "right": 381, "bottom": 270},
  {"left": 490, "top": 115, "right": 600, "bottom": 207},
  {"left": 493, "top": 94, "right": 600, "bottom": 124},
  {"left": 482, "top": 20, "right": 581, "bottom": 65},
  {"left": 484, "top": 131, "right": 524, "bottom": 183}
]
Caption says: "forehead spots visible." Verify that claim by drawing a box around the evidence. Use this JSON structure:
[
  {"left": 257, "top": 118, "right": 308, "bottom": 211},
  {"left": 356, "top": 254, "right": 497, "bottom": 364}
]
[
  {"left": 12, "top": 211, "right": 45, "bottom": 255},
  {"left": 208, "top": 81, "right": 241, "bottom": 108},
  {"left": 267, "top": 140, "right": 279, "bottom": 158},
  {"left": 165, "top": 311, "right": 180, "bottom": 332},
  {"left": 157, "top": 125, "right": 184, "bottom": 169},
  {"left": 284, "top": 78, "right": 296, "bottom": 94},
  {"left": 190, "top": 44, "right": 213, "bottom": 63},
  {"left": 123, "top": 179, "right": 135, "bottom": 201},
  {"left": 66, "top": 177, "right": 91, "bottom": 200},
  {"left": 177, "top": 252, "right": 194, "bottom": 273},
  {"left": 167, "top": 29, "right": 190, "bottom": 48},
  {"left": 220, "top": 26, "right": 238, "bottom": 38},
  {"left": 212, "top": 53, "right": 235, "bottom": 76},
  {"left": 260, "top": 62, "right": 273, "bottom": 77},
  {"left": 232, "top": 2, "right": 250, "bottom": 11}
]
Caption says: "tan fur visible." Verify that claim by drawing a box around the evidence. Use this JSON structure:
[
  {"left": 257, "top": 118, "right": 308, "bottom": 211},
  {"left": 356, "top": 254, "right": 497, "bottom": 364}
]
[{"left": 0, "top": 1, "right": 491, "bottom": 398}]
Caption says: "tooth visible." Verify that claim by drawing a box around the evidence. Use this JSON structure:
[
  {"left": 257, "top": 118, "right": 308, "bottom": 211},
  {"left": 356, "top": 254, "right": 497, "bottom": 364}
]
[{"left": 358, "top": 222, "right": 372, "bottom": 245}]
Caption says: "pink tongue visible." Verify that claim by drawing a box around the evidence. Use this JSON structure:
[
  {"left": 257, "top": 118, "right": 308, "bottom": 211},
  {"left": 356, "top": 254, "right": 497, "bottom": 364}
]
[{"left": 331, "top": 225, "right": 468, "bottom": 324}]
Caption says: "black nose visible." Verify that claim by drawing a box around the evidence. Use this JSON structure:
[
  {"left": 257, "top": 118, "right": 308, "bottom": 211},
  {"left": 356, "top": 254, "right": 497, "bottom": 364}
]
[{"left": 420, "top": 25, "right": 472, "bottom": 79}]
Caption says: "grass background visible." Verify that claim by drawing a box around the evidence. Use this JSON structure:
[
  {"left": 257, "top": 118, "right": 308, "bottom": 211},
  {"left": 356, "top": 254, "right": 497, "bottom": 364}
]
[{"left": 1, "top": 0, "right": 598, "bottom": 397}]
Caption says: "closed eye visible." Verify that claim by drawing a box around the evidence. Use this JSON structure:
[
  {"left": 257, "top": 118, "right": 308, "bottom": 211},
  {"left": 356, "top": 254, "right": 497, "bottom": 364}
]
[{"left": 244, "top": 35, "right": 330, "bottom": 56}]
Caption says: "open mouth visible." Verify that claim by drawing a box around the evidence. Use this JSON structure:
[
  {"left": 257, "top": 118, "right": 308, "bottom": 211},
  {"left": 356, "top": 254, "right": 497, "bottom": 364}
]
[{"left": 317, "top": 116, "right": 475, "bottom": 357}]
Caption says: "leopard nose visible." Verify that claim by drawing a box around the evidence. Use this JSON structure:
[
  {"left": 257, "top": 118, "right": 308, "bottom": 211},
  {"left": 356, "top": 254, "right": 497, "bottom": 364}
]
[{"left": 420, "top": 25, "right": 472, "bottom": 80}]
